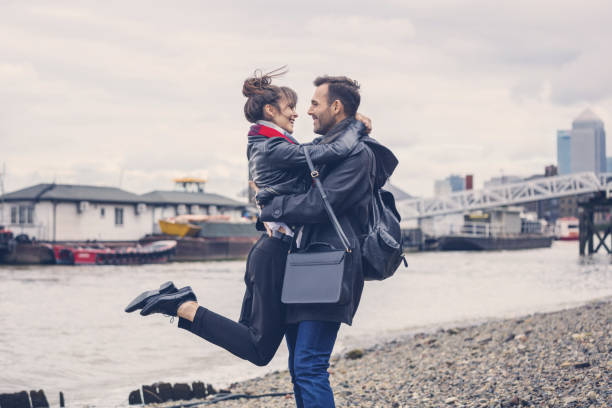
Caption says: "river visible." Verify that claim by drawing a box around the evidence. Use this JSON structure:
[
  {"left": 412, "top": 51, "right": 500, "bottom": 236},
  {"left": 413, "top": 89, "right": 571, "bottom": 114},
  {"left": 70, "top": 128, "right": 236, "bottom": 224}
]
[{"left": 1, "top": 241, "right": 611, "bottom": 406}]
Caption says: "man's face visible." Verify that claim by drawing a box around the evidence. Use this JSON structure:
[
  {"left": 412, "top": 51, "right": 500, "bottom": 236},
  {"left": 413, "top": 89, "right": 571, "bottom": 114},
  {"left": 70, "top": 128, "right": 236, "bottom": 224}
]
[{"left": 308, "top": 84, "right": 335, "bottom": 135}]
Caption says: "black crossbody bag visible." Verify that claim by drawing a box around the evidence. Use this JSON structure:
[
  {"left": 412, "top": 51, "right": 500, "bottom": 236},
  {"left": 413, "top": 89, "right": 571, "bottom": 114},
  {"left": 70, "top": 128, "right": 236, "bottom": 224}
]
[{"left": 280, "top": 146, "right": 353, "bottom": 305}]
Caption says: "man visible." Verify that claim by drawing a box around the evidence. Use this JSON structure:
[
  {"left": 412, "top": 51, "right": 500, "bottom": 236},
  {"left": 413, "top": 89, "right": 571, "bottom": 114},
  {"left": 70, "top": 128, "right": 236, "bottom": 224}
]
[{"left": 259, "top": 76, "right": 375, "bottom": 407}]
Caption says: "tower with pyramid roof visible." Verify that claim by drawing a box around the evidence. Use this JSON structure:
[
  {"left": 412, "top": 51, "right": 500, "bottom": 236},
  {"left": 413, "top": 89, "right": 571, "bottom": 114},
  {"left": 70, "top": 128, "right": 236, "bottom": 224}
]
[{"left": 569, "top": 108, "right": 606, "bottom": 174}]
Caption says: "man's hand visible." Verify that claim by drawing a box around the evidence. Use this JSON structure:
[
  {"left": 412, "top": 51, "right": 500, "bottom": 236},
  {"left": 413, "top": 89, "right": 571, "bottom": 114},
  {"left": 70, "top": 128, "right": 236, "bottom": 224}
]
[{"left": 355, "top": 112, "right": 372, "bottom": 134}]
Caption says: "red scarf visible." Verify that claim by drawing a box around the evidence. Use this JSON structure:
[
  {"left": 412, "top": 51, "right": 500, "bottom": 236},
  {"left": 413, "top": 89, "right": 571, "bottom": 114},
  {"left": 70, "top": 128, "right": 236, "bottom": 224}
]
[{"left": 248, "top": 124, "right": 295, "bottom": 144}]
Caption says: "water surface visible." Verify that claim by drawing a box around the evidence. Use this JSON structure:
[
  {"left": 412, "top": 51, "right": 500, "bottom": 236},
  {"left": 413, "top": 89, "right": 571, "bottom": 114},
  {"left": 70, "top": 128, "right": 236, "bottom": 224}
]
[{"left": 1, "top": 241, "right": 610, "bottom": 406}]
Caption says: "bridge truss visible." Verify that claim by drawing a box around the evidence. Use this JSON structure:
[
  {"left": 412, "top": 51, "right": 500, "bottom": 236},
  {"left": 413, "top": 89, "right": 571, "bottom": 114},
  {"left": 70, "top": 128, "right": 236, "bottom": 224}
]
[{"left": 398, "top": 172, "right": 612, "bottom": 220}]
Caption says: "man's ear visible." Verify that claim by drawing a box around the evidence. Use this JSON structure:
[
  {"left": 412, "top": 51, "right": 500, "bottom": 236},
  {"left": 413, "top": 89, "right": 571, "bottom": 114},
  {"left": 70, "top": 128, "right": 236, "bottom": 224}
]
[{"left": 331, "top": 100, "right": 344, "bottom": 116}]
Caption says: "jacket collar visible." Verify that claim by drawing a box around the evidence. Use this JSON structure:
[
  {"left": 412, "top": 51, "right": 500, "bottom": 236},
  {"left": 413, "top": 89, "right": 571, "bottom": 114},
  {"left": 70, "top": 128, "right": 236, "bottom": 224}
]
[
  {"left": 249, "top": 120, "right": 297, "bottom": 144},
  {"left": 317, "top": 117, "right": 355, "bottom": 145}
]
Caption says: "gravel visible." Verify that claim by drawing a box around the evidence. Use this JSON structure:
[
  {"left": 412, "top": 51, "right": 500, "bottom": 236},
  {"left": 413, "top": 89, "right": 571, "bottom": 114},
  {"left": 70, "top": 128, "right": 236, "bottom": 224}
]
[{"left": 188, "top": 298, "right": 612, "bottom": 407}]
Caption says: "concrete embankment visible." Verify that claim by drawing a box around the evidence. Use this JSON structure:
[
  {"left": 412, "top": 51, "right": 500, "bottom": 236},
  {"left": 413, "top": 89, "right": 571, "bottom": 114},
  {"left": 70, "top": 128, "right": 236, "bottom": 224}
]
[{"left": 213, "top": 298, "right": 611, "bottom": 407}]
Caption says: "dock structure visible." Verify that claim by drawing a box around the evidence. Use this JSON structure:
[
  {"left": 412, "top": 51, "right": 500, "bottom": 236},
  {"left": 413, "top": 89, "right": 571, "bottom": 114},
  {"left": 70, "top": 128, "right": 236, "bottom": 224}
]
[
  {"left": 578, "top": 192, "right": 612, "bottom": 255},
  {"left": 398, "top": 171, "right": 612, "bottom": 222}
]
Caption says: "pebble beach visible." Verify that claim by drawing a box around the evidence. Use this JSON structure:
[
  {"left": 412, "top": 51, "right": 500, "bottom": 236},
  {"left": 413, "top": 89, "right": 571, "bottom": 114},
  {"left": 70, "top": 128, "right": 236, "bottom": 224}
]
[{"left": 209, "top": 298, "right": 611, "bottom": 408}]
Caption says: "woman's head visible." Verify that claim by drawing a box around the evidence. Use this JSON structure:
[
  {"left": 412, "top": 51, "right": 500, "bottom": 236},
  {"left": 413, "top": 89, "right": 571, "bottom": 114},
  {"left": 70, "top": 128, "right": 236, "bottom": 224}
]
[{"left": 243, "top": 67, "right": 298, "bottom": 133}]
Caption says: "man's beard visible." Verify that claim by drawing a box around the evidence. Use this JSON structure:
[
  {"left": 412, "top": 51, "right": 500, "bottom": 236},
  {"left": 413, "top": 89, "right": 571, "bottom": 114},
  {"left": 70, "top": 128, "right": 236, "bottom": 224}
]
[{"left": 314, "top": 111, "right": 334, "bottom": 135}]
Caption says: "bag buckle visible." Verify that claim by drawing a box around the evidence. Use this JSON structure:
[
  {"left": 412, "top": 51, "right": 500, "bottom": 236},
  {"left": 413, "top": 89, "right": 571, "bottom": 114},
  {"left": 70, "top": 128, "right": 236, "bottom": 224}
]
[{"left": 311, "top": 170, "right": 319, "bottom": 178}]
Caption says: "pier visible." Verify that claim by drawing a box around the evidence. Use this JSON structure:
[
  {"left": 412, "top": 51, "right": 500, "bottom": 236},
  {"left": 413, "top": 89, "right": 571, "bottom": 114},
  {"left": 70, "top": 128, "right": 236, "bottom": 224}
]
[{"left": 578, "top": 192, "right": 612, "bottom": 255}]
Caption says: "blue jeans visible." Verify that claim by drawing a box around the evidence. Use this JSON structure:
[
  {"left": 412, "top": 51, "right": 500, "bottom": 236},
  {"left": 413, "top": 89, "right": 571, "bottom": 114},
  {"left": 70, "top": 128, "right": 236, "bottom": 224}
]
[{"left": 285, "top": 320, "right": 341, "bottom": 408}]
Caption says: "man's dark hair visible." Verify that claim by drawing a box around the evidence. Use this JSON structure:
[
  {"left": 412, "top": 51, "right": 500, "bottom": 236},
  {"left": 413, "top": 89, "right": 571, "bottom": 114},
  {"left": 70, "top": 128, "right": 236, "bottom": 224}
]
[{"left": 313, "top": 76, "right": 360, "bottom": 117}]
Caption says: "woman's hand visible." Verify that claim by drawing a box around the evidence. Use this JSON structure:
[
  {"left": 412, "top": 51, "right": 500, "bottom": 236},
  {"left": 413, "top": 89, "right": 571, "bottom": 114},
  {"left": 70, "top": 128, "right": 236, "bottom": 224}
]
[
  {"left": 249, "top": 180, "right": 259, "bottom": 195},
  {"left": 355, "top": 112, "right": 372, "bottom": 134}
]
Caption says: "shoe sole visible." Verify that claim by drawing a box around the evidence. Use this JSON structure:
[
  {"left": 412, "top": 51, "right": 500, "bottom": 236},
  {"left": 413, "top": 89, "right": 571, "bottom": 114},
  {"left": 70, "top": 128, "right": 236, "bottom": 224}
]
[{"left": 124, "top": 281, "right": 176, "bottom": 313}]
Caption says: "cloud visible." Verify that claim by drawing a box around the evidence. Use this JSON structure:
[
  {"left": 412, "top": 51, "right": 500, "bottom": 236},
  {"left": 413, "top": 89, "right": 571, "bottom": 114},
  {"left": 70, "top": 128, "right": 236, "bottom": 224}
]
[
  {"left": 549, "top": 45, "right": 612, "bottom": 105},
  {"left": 1, "top": 1, "right": 612, "bottom": 200}
]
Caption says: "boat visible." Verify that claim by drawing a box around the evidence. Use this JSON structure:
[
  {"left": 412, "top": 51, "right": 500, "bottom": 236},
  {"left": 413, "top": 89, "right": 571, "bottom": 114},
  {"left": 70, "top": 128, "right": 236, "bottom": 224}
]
[
  {"left": 147, "top": 215, "right": 261, "bottom": 261},
  {"left": 0, "top": 226, "right": 13, "bottom": 257},
  {"left": 159, "top": 215, "right": 203, "bottom": 237},
  {"left": 52, "top": 240, "right": 177, "bottom": 265},
  {"left": 438, "top": 235, "right": 553, "bottom": 250},
  {"left": 438, "top": 208, "right": 553, "bottom": 251},
  {"left": 555, "top": 217, "right": 579, "bottom": 240},
  {"left": 158, "top": 214, "right": 244, "bottom": 238},
  {"left": 0, "top": 232, "right": 55, "bottom": 264}
]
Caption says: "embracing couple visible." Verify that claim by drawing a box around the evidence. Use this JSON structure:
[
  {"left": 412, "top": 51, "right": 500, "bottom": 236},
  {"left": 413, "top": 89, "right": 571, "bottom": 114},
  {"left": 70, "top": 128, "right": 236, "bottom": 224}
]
[{"left": 126, "top": 69, "right": 395, "bottom": 407}]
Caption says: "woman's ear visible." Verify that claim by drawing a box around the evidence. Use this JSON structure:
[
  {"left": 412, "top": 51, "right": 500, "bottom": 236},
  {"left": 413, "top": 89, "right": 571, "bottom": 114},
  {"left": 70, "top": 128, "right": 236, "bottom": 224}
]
[{"left": 263, "top": 104, "right": 276, "bottom": 120}]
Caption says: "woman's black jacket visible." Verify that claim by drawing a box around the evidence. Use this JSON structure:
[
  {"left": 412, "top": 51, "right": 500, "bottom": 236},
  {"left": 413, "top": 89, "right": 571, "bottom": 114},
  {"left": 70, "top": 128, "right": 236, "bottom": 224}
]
[{"left": 246, "top": 121, "right": 365, "bottom": 199}]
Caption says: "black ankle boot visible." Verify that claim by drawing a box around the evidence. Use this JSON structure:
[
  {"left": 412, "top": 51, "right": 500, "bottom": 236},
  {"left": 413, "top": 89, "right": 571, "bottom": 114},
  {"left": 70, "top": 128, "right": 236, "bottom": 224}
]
[
  {"left": 140, "top": 286, "right": 197, "bottom": 317},
  {"left": 125, "top": 281, "right": 177, "bottom": 313}
]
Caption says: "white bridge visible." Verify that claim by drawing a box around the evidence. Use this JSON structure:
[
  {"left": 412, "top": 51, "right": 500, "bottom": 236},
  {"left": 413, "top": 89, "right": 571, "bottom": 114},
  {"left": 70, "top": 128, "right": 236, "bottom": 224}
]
[{"left": 398, "top": 172, "right": 612, "bottom": 220}]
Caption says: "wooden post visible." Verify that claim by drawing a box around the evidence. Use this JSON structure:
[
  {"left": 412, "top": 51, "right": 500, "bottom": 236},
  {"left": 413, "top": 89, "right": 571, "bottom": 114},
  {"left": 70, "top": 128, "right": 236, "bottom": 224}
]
[
  {"left": 579, "top": 209, "right": 587, "bottom": 256},
  {"left": 588, "top": 209, "right": 594, "bottom": 254}
]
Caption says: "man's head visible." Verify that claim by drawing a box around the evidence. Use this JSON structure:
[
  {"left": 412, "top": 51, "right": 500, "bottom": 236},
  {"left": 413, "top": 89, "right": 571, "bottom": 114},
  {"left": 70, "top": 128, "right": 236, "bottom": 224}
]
[{"left": 308, "top": 76, "right": 361, "bottom": 135}]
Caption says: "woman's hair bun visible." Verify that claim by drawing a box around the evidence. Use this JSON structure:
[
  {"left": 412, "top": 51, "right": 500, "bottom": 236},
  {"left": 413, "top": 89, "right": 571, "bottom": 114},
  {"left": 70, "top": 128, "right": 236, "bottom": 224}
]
[
  {"left": 242, "top": 66, "right": 288, "bottom": 98},
  {"left": 242, "top": 73, "right": 272, "bottom": 97}
]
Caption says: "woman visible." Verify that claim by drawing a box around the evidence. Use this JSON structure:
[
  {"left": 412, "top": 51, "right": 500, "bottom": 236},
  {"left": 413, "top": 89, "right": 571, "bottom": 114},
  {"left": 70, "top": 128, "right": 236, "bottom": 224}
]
[{"left": 125, "top": 68, "right": 368, "bottom": 367}]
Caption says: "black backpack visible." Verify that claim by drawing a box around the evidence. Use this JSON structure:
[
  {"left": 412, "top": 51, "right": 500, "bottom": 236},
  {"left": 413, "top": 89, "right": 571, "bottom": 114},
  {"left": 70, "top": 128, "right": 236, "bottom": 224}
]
[{"left": 361, "top": 138, "right": 407, "bottom": 281}]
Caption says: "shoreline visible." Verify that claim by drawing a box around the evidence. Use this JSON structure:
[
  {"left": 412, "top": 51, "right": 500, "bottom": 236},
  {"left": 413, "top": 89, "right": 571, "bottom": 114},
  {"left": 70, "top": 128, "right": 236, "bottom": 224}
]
[{"left": 209, "top": 297, "right": 611, "bottom": 407}]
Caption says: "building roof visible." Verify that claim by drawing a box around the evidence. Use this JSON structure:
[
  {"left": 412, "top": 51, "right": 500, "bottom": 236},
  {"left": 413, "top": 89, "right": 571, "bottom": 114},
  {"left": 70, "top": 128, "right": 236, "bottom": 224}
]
[
  {"left": 141, "top": 190, "right": 247, "bottom": 207},
  {"left": 573, "top": 108, "right": 603, "bottom": 125},
  {"left": 0, "top": 183, "right": 146, "bottom": 203}
]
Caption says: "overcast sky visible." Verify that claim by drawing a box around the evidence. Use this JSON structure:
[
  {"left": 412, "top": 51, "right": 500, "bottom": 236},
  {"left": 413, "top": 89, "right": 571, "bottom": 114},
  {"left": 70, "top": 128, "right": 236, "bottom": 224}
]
[{"left": 1, "top": 0, "right": 611, "bottom": 200}]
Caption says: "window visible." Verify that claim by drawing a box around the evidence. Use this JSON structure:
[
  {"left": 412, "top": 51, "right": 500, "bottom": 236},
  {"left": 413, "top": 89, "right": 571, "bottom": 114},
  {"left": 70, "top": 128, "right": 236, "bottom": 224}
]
[
  {"left": 115, "top": 208, "right": 124, "bottom": 225},
  {"left": 11, "top": 205, "right": 34, "bottom": 225},
  {"left": 100, "top": 208, "right": 105, "bottom": 218}
]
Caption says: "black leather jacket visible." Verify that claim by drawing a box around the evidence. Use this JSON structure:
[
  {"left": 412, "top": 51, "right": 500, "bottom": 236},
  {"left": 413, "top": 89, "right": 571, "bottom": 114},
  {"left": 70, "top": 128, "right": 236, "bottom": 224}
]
[
  {"left": 246, "top": 120, "right": 365, "bottom": 199},
  {"left": 260, "top": 117, "right": 380, "bottom": 325}
]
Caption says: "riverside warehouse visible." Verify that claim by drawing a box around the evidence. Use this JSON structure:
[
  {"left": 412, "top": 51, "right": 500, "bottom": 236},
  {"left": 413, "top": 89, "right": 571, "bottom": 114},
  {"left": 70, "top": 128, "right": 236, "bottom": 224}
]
[{"left": 0, "top": 183, "right": 249, "bottom": 241}]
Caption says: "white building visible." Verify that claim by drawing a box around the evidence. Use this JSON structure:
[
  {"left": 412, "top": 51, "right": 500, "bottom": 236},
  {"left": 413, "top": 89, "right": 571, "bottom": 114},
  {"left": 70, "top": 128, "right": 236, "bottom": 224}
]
[
  {"left": 570, "top": 108, "right": 606, "bottom": 173},
  {"left": 483, "top": 175, "right": 523, "bottom": 188},
  {"left": 0, "top": 183, "right": 248, "bottom": 241}
]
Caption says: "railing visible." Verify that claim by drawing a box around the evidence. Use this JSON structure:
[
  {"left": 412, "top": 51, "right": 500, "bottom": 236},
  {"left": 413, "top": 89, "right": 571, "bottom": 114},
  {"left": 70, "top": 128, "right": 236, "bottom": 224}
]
[
  {"left": 398, "top": 172, "right": 612, "bottom": 220},
  {"left": 443, "top": 222, "right": 508, "bottom": 237}
]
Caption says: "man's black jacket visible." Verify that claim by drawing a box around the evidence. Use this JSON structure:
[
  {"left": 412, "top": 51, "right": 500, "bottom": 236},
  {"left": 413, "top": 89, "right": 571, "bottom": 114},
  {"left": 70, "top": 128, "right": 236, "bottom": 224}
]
[{"left": 260, "top": 117, "right": 375, "bottom": 325}]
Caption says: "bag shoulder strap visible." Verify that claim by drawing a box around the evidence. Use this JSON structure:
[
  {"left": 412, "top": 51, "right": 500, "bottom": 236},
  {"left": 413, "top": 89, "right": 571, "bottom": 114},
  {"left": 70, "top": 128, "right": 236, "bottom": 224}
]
[{"left": 303, "top": 146, "right": 352, "bottom": 252}]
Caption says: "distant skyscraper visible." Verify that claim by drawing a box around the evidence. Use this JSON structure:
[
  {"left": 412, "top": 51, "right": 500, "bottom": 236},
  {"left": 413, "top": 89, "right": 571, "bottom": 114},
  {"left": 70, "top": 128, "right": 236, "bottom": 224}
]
[
  {"left": 557, "top": 130, "right": 571, "bottom": 175},
  {"left": 570, "top": 109, "right": 606, "bottom": 174},
  {"left": 434, "top": 174, "right": 465, "bottom": 196},
  {"left": 608, "top": 157, "right": 612, "bottom": 173},
  {"left": 465, "top": 174, "right": 473, "bottom": 190}
]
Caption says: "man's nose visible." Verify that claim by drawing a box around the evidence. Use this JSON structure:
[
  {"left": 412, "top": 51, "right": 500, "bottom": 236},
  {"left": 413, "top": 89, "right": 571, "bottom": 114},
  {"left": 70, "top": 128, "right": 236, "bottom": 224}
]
[{"left": 307, "top": 106, "right": 314, "bottom": 115}]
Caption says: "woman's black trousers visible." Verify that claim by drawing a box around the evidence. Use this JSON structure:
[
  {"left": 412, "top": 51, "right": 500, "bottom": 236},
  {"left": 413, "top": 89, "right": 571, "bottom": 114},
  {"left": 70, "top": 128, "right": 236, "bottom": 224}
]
[{"left": 178, "top": 234, "right": 289, "bottom": 366}]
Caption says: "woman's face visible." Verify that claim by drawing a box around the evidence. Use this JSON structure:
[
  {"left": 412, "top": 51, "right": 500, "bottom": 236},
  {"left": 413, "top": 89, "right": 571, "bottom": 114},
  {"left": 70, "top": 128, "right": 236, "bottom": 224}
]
[{"left": 268, "top": 96, "right": 298, "bottom": 134}]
